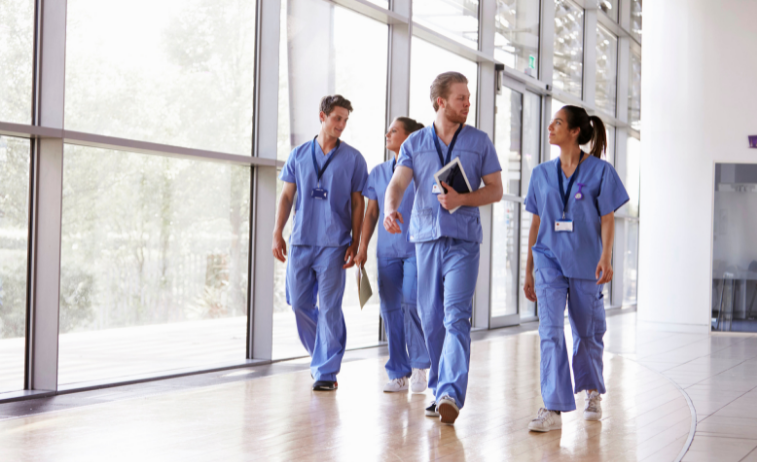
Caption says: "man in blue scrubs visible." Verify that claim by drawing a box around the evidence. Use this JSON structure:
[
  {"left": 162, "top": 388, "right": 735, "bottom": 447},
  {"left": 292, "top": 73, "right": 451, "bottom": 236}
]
[
  {"left": 384, "top": 73, "right": 504, "bottom": 424},
  {"left": 273, "top": 95, "right": 368, "bottom": 391}
]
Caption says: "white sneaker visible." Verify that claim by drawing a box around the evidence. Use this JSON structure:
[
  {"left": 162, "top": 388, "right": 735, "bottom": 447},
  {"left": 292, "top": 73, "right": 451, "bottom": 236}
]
[
  {"left": 528, "top": 408, "right": 562, "bottom": 432},
  {"left": 583, "top": 390, "right": 602, "bottom": 421},
  {"left": 383, "top": 377, "right": 408, "bottom": 393},
  {"left": 410, "top": 368, "right": 427, "bottom": 393},
  {"left": 437, "top": 396, "right": 459, "bottom": 424}
]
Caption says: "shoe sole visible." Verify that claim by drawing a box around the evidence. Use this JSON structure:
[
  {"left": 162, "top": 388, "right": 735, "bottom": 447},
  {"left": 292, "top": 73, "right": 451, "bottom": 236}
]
[
  {"left": 410, "top": 386, "right": 427, "bottom": 394},
  {"left": 584, "top": 413, "right": 602, "bottom": 421},
  {"left": 438, "top": 402, "right": 459, "bottom": 424},
  {"left": 528, "top": 424, "right": 562, "bottom": 432},
  {"left": 383, "top": 387, "right": 409, "bottom": 393}
]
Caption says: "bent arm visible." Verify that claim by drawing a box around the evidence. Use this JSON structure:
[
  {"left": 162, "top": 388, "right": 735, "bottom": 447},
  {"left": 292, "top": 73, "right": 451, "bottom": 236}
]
[
  {"left": 273, "top": 182, "right": 297, "bottom": 236},
  {"left": 600, "top": 212, "right": 615, "bottom": 259},
  {"left": 460, "top": 171, "right": 504, "bottom": 207},
  {"left": 350, "top": 191, "right": 365, "bottom": 246},
  {"left": 525, "top": 214, "right": 541, "bottom": 274},
  {"left": 384, "top": 166, "right": 413, "bottom": 216}
]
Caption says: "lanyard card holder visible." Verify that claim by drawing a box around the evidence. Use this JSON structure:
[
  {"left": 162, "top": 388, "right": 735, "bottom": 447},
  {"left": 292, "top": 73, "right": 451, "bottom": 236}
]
[
  {"left": 311, "top": 188, "right": 327, "bottom": 199},
  {"left": 555, "top": 219, "right": 573, "bottom": 232}
]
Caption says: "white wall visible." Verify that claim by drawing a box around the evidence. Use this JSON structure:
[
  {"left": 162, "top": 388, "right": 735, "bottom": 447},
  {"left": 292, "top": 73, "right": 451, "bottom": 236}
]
[{"left": 639, "top": 0, "right": 757, "bottom": 333}]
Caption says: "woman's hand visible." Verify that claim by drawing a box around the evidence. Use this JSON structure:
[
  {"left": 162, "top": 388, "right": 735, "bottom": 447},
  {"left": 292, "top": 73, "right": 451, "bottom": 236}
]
[
  {"left": 523, "top": 271, "right": 537, "bottom": 302},
  {"left": 596, "top": 254, "right": 613, "bottom": 285},
  {"left": 354, "top": 248, "right": 368, "bottom": 268}
]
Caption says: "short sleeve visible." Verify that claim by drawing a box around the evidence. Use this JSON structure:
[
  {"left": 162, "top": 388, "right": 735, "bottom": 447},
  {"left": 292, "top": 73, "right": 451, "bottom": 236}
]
[
  {"left": 279, "top": 148, "right": 297, "bottom": 183},
  {"left": 524, "top": 170, "right": 540, "bottom": 215},
  {"left": 597, "top": 164, "right": 630, "bottom": 216},
  {"left": 480, "top": 135, "right": 503, "bottom": 177},
  {"left": 351, "top": 153, "right": 369, "bottom": 193},
  {"left": 397, "top": 142, "right": 414, "bottom": 170},
  {"left": 363, "top": 167, "right": 379, "bottom": 201}
]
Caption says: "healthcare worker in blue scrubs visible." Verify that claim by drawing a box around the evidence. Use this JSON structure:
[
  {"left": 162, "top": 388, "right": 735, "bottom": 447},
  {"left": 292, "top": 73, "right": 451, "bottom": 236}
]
[
  {"left": 523, "top": 105, "right": 629, "bottom": 432},
  {"left": 273, "top": 95, "right": 369, "bottom": 392},
  {"left": 354, "top": 117, "right": 430, "bottom": 394},
  {"left": 384, "top": 72, "right": 503, "bottom": 424}
]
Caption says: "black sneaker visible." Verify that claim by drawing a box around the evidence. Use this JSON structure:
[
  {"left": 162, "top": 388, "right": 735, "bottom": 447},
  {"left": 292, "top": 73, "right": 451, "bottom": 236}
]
[
  {"left": 312, "top": 380, "right": 338, "bottom": 391},
  {"left": 425, "top": 402, "right": 439, "bottom": 417}
]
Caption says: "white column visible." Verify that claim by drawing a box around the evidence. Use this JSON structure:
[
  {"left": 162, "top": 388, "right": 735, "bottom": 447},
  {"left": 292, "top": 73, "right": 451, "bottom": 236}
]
[
  {"left": 28, "top": 0, "right": 68, "bottom": 391},
  {"left": 249, "top": 0, "right": 282, "bottom": 360}
]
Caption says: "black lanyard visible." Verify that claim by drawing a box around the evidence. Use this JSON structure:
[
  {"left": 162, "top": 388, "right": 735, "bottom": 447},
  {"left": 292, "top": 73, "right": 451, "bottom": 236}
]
[
  {"left": 557, "top": 151, "right": 584, "bottom": 219},
  {"left": 432, "top": 123, "right": 464, "bottom": 167},
  {"left": 310, "top": 136, "right": 341, "bottom": 185}
]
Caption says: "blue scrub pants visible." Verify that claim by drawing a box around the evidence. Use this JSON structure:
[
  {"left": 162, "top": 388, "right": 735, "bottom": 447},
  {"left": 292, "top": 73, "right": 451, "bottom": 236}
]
[
  {"left": 535, "top": 266, "right": 607, "bottom": 412},
  {"left": 377, "top": 256, "right": 430, "bottom": 380},
  {"left": 416, "top": 238, "right": 480, "bottom": 409},
  {"left": 287, "top": 245, "right": 348, "bottom": 382}
]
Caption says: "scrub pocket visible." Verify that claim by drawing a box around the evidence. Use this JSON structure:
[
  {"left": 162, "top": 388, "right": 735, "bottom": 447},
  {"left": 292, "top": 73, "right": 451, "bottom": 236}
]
[
  {"left": 454, "top": 208, "right": 480, "bottom": 240},
  {"left": 410, "top": 208, "right": 435, "bottom": 242}
]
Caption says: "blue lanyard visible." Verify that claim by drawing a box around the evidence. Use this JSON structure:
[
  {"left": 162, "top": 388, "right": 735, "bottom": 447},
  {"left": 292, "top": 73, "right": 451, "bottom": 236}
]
[
  {"left": 391, "top": 158, "right": 396, "bottom": 173},
  {"left": 310, "top": 136, "right": 341, "bottom": 185},
  {"left": 432, "top": 123, "right": 464, "bottom": 167},
  {"left": 556, "top": 151, "right": 584, "bottom": 219}
]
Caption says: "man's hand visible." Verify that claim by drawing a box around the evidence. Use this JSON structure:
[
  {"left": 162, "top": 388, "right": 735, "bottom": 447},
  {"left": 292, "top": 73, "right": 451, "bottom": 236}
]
[
  {"left": 272, "top": 231, "right": 287, "bottom": 263},
  {"left": 437, "top": 181, "right": 465, "bottom": 211},
  {"left": 596, "top": 254, "right": 613, "bottom": 285},
  {"left": 383, "top": 211, "right": 404, "bottom": 234},
  {"left": 343, "top": 243, "right": 359, "bottom": 269},
  {"left": 354, "top": 247, "right": 368, "bottom": 268},
  {"left": 523, "top": 271, "right": 537, "bottom": 302}
]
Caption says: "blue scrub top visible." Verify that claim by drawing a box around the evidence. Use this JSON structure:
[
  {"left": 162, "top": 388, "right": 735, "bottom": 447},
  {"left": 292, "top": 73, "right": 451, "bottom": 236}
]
[
  {"left": 363, "top": 158, "right": 415, "bottom": 259},
  {"left": 280, "top": 138, "right": 368, "bottom": 247},
  {"left": 525, "top": 154, "right": 630, "bottom": 279},
  {"left": 397, "top": 124, "right": 502, "bottom": 244}
]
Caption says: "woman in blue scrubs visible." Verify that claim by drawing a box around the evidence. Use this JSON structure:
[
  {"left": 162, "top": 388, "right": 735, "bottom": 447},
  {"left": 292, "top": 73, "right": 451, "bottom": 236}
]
[
  {"left": 523, "top": 105, "right": 629, "bottom": 432},
  {"left": 354, "top": 117, "right": 430, "bottom": 394}
]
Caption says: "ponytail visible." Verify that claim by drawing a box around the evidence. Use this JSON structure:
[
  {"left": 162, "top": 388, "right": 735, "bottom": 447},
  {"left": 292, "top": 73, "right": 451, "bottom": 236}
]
[
  {"left": 588, "top": 116, "right": 607, "bottom": 159},
  {"left": 560, "top": 105, "right": 607, "bottom": 159},
  {"left": 395, "top": 117, "right": 424, "bottom": 135}
]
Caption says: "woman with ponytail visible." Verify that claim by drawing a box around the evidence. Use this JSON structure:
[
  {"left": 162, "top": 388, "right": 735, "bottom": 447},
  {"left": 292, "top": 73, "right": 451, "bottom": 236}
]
[
  {"left": 355, "top": 117, "right": 430, "bottom": 394},
  {"left": 523, "top": 105, "right": 629, "bottom": 432}
]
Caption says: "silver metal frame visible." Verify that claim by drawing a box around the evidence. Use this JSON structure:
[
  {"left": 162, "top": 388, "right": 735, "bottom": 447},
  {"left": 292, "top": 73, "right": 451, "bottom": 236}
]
[{"left": 0, "top": 0, "right": 642, "bottom": 401}]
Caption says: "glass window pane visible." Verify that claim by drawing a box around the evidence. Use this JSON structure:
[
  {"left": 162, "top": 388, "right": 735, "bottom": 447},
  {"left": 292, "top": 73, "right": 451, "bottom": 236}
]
[
  {"left": 605, "top": 125, "right": 615, "bottom": 165},
  {"left": 552, "top": 0, "right": 584, "bottom": 98},
  {"left": 0, "top": 136, "right": 30, "bottom": 393},
  {"left": 622, "top": 219, "right": 639, "bottom": 305},
  {"left": 624, "top": 135, "right": 641, "bottom": 217},
  {"left": 595, "top": 26, "right": 618, "bottom": 117},
  {"left": 65, "top": 0, "right": 256, "bottom": 155},
  {"left": 518, "top": 92, "right": 540, "bottom": 318},
  {"left": 628, "top": 50, "right": 642, "bottom": 131},
  {"left": 494, "top": 0, "right": 540, "bottom": 77},
  {"left": 599, "top": 0, "right": 618, "bottom": 22},
  {"left": 58, "top": 145, "right": 250, "bottom": 385},
  {"left": 409, "top": 37, "right": 478, "bottom": 128},
  {"left": 631, "top": 0, "right": 642, "bottom": 37},
  {"left": 495, "top": 88, "right": 523, "bottom": 196},
  {"left": 0, "top": 0, "right": 34, "bottom": 124},
  {"left": 491, "top": 201, "right": 520, "bottom": 317},
  {"left": 414, "top": 0, "right": 480, "bottom": 50},
  {"left": 549, "top": 98, "right": 568, "bottom": 160},
  {"left": 274, "top": 1, "right": 387, "bottom": 359}
]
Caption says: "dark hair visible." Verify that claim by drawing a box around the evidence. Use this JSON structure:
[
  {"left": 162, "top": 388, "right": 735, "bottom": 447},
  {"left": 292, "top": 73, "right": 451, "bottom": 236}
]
[
  {"left": 395, "top": 117, "right": 424, "bottom": 134},
  {"left": 560, "top": 105, "right": 607, "bottom": 159},
  {"left": 320, "top": 95, "right": 353, "bottom": 116},
  {"left": 430, "top": 72, "right": 468, "bottom": 111}
]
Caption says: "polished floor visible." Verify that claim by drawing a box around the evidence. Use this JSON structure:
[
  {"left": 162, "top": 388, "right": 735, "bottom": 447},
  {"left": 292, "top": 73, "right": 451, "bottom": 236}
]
[{"left": 0, "top": 311, "right": 756, "bottom": 461}]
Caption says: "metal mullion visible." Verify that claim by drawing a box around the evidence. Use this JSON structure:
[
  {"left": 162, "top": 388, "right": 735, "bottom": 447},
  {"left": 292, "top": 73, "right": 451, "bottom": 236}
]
[
  {"left": 330, "top": 0, "right": 409, "bottom": 25},
  {"left": 582, "top": 6, "right": 598, "bottom": 107},
  {"left": 248, "top": 0, "right": 282, "bottom": 361}
]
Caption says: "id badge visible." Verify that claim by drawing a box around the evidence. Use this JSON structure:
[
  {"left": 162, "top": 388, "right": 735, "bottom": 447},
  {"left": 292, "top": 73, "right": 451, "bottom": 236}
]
[
  {"left": 555, "top": 220, "right": 573, "bottom": 232},
  {"left": 311, "top": 188, "right": 328, "bottom": 199},
  {"left": 432, "top": 183, "right": 441, "bottom": 194}
]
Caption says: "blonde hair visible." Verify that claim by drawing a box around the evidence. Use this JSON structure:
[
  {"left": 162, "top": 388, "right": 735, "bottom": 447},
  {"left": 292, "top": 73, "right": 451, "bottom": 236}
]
[{"left": 430, "top": 72, "right": 468, "bottom": 111}]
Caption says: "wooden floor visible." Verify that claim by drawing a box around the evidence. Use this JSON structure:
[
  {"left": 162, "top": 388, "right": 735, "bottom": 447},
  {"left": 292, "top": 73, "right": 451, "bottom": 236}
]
[{"left": 0, "top": 311, "right": 704, "bottom": 462}]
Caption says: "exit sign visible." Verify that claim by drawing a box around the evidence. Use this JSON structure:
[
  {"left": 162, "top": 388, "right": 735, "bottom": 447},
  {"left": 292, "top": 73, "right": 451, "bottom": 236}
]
[{"left": 750, "top": 136, "right": 757, "bottom": 148}]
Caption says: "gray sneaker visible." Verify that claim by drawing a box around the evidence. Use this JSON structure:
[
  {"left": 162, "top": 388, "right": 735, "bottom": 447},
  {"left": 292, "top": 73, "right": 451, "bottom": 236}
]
[
  {"left": 425, "top": 401, "right": 438, "bottom": 417},
  {"left": 583, "top": 390, "right": 602, "bottom": 421},
  {"left": 528, "top": 408, "right": 562, "bottom": 432}
]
